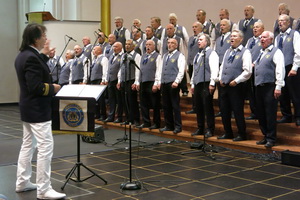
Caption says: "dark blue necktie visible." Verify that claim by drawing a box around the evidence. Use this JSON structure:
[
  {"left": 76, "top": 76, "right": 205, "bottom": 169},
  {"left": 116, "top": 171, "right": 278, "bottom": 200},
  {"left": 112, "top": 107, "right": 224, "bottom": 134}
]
[
  {"left": 220, "top": 35, "right": 224, "bottom": 47},
  {"left": 166, "top": 54, "right": 170, "bottom": 65},
  {"left": 243, "top": 20, "right": 249, "bottom": 31},
  {"left": 190, "top": 37, "right": 196, "bottom": 48},
  {"left": 106, "top": 47, "right": 111, "bottom": 54},
  {"left": 110, "top": 55, "right": 115, "bottom": 64},
  {"left": 249, "top": 38, "right": 256, "bottom": 49},
  {"left": 256, "top": 52, "right": 263, "bottom": 64},
  {"left": 278, "top": 34, "right": 284, "bottom": 50},
  {"left": 143, "top": 55, "right": 149, "bottom": 65},
  {"left": 194, "top": 53, "right": 200, "bottom": 65},
  {"left": 227, "top": 50, "right": 236, "bottom": 63}
]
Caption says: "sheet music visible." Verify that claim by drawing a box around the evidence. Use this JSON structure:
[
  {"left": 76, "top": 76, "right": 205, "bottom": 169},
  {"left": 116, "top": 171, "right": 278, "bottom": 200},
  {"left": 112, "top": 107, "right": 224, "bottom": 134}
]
[{"left": 56, "top": 84, "right": 106, "bottom": 100}]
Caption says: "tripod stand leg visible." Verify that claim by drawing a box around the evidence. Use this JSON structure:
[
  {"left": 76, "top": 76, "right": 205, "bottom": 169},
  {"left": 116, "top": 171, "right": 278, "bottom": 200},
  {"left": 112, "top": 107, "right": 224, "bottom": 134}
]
[
  {"left": 81, "top": 163, "right": 107, "bottom": 184},
  {"left": 61, "top": 163, "right": 79, "bottom": 190}
]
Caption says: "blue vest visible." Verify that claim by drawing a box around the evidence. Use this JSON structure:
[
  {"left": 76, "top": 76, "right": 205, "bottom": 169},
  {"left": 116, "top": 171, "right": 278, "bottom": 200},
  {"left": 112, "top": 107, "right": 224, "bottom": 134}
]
[
  {"left": 187, "top": 36, "right": 200, "bottom": 65},
  {"left": 193, "top": 49, "right": 213, "bottom": 84},
  {"left": 238, "top": 18, "right": 259, "bottom": 46},
  {"left": 104, "top": 44, "right": 114, "bottom": 58},
  {"left": 47, "top": 56, "right": 61, "bottom": 83},
  {"left": 203, "top": 21, "right": 212, "bottom": 35},
  {"left": 215, "top": 34, "right": 231, "bottom": 64},
  {"left": 72, "top": 54, "right": 86, "bottom": 82},
  {"left": 214, "top": 22, "right": 234, "bottom": 39},
  {"left": 246, "top": 37, "right": 262, "bottom": 62},
  {"left": 221, "top": 47, "right": 247, "bottom": 84},
  {"left": 155, "top": 27, "right": 164, "bottom": 40},
  {"left": 58, "top": 61, "right": 71, "bottom": 85},
  {"left": 254, "top": 47, "right": 278, "bottom": 86},
  {"left": 120, "top": 52, "right": 138, "bottom": 82},
  {"left": 83, "top": 44, "right": 93, "bottom": 62},
  {"left": 161, "top": 51, "right": 181, "bottom": 84},
  {"left": 90, "top": 55, "right": 105, "bottom": 81},
  {"left": 114, "top": 27, "right": 127, "bottom": 48},
  {"left": 140, "top": 52, "right": 159, "bottom": 82},
  {"left": 107, "top": 54, "right": 122, "bottom": 82},
  {"left": 275, "top": 30, "right": 295, "bottom": 66}
]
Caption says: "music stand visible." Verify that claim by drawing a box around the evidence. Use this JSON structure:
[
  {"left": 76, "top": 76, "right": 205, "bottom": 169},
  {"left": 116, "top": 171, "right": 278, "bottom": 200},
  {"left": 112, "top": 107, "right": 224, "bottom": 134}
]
[{"left": 52, "top": 85, "right": 108, "bottom": 190}]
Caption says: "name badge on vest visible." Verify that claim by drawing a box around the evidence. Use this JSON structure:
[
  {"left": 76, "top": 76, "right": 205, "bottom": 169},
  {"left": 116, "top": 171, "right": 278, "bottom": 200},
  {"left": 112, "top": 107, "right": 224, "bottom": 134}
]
[
  {"left": 150, "top": 58, "right": 155, "bottom": 62},
  {"left": 265, "top": 55, "right": 271, "bottom": 59},
  {"left": 287, "top": 37, "right": 292, "bottom": 42},
  {"left": 171, "top": 58, "right": 176, "bottom": 63},
  {"left": 235, "top": 55, "right": 240, "bottom": 60}
]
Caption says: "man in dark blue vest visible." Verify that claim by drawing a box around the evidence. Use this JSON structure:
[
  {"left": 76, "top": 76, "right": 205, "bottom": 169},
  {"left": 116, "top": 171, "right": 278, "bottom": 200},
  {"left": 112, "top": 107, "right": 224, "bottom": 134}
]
[
  {"left": 186, "top": 21, "right": 203, "bottom": 114},
  {"left": 275, "top": 14, "right": 300, "bottom": 126},
  {"left": 159, "top": 38, "right": 186, "bottom": 134},
  {"left": 71, "top": 45, "right": 89, "bottom": 84},
  {"left": 190, "top": 34, "right": 219, "bottom": 138},
  {"left": 96, "top": 32, "right": 109, "bottom": 51},
  {"left": 141, "top": 26, "right": 161, "bottom": 55},
  {"left": 218, "top": 30, "right": 252, "bottom": 141},
  {"left": 136, "top": 40, "right": 162, "bottom": 129},
  {"left": 254, "top": 31, "right": 285, "bottom": 148},
  {"left": 273, "top": 3, "right": 296, "bottom": 38},
  {"left": 59, "top": 49, "right": 75, "bottom": 86},
  {"left": 103, "top": 42, "right": 123, "bottom": 123},
  {"left": 237, "top": 5, "right": 261, "bottom": 46},
  {"left": 196, "top": 9, "right": 213, "bottom": 36},
  {"left": 117, "top": 39, "right": 141, "bottom": 126},
  {"left": 82, "top": 36, "right": 93, "bottom": 62},
  {"left": 244, "top": 21, "right": 264, "bottom": 120},
  {"left": 90, "top": 46, "right": 108, "bottom": 121},
  {"left": 151, "top": 16, "right": 165, "bottom": 40},
  {"left": 47, "top": 48, "right": 64, "bottom": 84},
  {"left": 214, "top": 19, "right": 232, "bottom": 118},
  {"left": 113, "top": 16, "right": 130, "bottom": 50},
  {"left": 103, "top": 34, "right": 116, "bottom": 59}
]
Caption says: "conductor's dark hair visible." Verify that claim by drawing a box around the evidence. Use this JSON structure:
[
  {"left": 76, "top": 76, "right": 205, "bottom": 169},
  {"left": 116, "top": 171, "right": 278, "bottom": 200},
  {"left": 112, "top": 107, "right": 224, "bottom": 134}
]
[{"left": 19, "top": 23, "right": 46, "bottom": 51}]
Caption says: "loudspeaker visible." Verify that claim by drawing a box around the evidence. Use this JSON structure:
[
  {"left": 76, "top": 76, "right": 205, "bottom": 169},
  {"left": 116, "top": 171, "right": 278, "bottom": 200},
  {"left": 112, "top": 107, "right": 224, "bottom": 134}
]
[
  {"left": 81, "top": 125, "right": 105, "bottom": 143},
  {"left": 281, "top": 150, "right": 300, "bottom": 167}
]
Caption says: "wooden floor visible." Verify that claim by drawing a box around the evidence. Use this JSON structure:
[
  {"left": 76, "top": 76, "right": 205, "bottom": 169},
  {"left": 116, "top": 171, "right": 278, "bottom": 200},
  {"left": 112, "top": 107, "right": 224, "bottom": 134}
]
[{"left": 96, "top": 95, "right": 300, "bottom": 154}]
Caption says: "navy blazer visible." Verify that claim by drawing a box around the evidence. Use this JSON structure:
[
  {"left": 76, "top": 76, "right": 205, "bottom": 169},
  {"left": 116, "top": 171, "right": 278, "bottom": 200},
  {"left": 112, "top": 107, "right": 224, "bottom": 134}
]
[{"left": 15, "top": 47, "right": 55, "bottom": 123}]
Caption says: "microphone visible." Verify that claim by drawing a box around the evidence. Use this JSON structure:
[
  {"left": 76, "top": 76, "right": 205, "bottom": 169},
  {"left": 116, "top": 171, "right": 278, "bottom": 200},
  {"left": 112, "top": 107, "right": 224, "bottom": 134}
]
[
  {"left": 95, "top": 31, "right": 102, "bottom": 38},
  {"left": 98, "top": 29, "right": 108, "bottom": 38},
  {"left": 65, "top": 35, "right": 77, "bottom": 42},
  {"left": 133, "top": 25, "right": 143, "bottom": 33},
  {"left": 209, "top": 19, "right": 215, "bottom": 29}
]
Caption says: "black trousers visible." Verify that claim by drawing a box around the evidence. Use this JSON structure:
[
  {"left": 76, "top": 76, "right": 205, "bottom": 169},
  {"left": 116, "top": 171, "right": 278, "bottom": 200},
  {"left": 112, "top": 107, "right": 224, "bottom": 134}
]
[
  {"left": 140, "top": 81, "right": 161, "bottom": 126},
  {"left": 188, "top": 64, "right": 195, "bottom": 110},
  {"left": 107, "top": 80, "right": 123, "bottom": 120},
  {"left": 194, "top": 82, "right": 215, "bottom": 132},
  {"left": 255, "top": 83, "right": 278, "bottom": 143},
  {"left": 279, "top": 65, "right": 300, "bottom": 119},
  {"left": 220, "top": 83, "right": 246, "bottom": 137},
  {"left": 161, "top": 82, "right": 182, "bottom": 130},
  {"left": 91, "top": 79, "right": 106, "bottom": 118},
  {"left": 120, "top": 80, "right": 140, "bottom": 123}
]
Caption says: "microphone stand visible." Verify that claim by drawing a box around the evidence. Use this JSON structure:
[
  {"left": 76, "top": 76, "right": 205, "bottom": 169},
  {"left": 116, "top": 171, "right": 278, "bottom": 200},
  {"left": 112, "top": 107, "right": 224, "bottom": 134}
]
[
  {"left": 113, "top": 53, "right": 142, "bottom": 191},
  {"left": 51, "top": 37, "right": 73, "bottom": 83},
  {"left": 181, "top": 47, "right": 216, "bottom": 160}
]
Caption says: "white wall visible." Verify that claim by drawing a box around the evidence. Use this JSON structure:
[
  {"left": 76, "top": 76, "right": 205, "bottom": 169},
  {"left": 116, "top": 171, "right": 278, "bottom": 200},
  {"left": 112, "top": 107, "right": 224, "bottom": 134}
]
[{"left": 0, "top": 0, "right": 19, "bottom": 103}]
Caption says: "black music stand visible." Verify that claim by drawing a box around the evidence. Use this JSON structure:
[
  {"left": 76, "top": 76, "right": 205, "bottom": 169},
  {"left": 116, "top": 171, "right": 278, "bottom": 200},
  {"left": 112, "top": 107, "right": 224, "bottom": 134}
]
[{"left": 52, "top": 85, "right": 107, "bottom": 190}]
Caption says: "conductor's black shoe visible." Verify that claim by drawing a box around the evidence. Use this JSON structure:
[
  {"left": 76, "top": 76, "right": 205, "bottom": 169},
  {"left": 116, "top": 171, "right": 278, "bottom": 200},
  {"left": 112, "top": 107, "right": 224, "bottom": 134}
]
[
  {"left": 103, "top": 118, "right": 113, "bottom": 123},
  {"left": 256, "top": 139, "right": 267, "bottom": 145},
  {"left": 265, "top": 141, "right": 275, "bottom": 148},
  {"left": 185, "top": 110, "right": 196, "bottom": 114},
  {"left": 159, "top": 127, "right": 173, "bottom": 132},
  {"left": 233, "top": 136, "right": 246, "bottom": 141},
  {"left": 173, "top": 128, "right": 182, "bottom": 134},
  {"left": 137, "top": 123, "right": 151, "bottom": 128},
  {"left": 191, "top": 129, "right": 204, "bottom": 136},
  {"left": 149, "top": 124, "right": 160, "bottom": 130},
  {"left": 114, "top": 118, "right": 122, "bottom": 123},
  {"left": 277, "top": 117, "right": 292, "bottom": 123},
  {"left": 217, "top": 134, "right": 233, "bottom": 139}
]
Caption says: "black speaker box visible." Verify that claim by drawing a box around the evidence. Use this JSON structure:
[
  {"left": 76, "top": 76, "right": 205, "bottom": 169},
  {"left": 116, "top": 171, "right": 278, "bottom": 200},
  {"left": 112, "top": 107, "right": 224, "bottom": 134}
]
[
  {"left": 81, "top": 125, "right": 105, "bottom": 143},
  {"left": 281, "top": 150, "right": 300, "bottom": 167}
]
